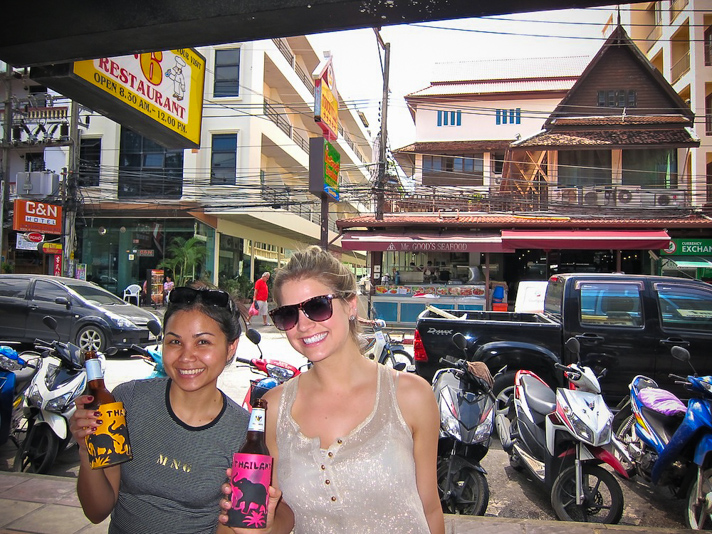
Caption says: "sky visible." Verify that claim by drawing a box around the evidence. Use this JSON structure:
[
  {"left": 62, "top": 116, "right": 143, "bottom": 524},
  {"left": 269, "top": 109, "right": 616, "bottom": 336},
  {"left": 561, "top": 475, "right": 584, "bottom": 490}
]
[{"left": 309, "top": 5, "right": 616, "bottom": 150}]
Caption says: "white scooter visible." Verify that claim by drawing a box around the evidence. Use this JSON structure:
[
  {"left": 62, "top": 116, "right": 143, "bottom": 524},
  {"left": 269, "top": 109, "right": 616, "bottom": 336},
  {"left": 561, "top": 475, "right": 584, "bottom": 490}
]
[
  {"left": 495, "top": 337, "right": 628, "bottom": 524},
  {"left": 13, "top": 316, "right": 110, "bottom": 473}
]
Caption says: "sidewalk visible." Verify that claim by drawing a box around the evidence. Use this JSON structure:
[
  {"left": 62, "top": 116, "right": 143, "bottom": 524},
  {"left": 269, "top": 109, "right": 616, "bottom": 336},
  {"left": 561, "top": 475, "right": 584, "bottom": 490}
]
[{"left": 0, "top": 470, "right": 694, "bottom": 534}]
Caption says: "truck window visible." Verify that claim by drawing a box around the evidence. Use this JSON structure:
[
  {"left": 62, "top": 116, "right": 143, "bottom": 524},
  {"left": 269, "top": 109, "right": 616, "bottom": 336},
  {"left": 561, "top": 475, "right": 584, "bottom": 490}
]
[
  {"left": 655, "top": 284, "right": 712, "bottom": 332},
  {"left": 543, "top": 278, "right": 564, "bottom": 315},
  {"left": 578, "top": 282, "right": 643, "bottom": 327}
]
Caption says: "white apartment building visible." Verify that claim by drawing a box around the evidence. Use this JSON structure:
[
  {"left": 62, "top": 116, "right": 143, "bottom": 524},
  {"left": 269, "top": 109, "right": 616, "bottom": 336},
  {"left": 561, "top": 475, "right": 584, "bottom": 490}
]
[
  {"left": 1, "top": 37, "right": 372, "bottom": 292},
  {"left": 615, "top": 0, "right": 712, "bottom": 206},
  {"left": 393, "top": 56, "right": 589, "bottom": 207}
]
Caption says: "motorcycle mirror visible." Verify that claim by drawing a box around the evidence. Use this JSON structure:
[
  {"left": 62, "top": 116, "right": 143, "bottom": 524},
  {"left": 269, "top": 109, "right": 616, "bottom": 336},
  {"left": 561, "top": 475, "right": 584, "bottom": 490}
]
[
  {"left": 452, "top": 332, "right": 468, "bottom": 353},
  {"left": 394, "top": 362, "right": 406, "bottom": 371},
  {"left": 246, "top": 329, "right": 261, "bottom": 345},
  {"left": 147, "top": 319, "right": 162, "bottom": 337},
  {"left": 565, "top": 337, "right": 580, "bottom": 358},
  {"left": 42, "top": 315, "right": 58, "bottom": 332},
  {"left": 105, "top": 347, "right": 118, "bottom": 356}
]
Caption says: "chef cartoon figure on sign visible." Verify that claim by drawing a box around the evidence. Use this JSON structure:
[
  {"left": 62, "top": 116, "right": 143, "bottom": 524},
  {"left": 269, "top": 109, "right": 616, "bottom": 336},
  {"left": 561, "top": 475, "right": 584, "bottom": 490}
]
[{"left": 165, "top": 56, "right": 186, "bottom": 101}]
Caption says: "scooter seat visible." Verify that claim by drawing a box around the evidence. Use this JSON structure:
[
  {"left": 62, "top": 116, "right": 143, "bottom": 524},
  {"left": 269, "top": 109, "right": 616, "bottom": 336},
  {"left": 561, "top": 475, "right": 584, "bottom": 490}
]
[{"left": 520, "top": 374, "right": 556, "bottom": 416}]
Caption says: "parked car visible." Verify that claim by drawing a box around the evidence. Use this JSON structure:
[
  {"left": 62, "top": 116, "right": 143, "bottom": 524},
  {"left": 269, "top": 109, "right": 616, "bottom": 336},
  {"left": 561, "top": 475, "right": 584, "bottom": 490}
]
[
  {"left": 0, "top": 274, "right": 160, "bottom": 352},
  {"left": 414, "top": 273, "right": 712, "bottom": 404}
]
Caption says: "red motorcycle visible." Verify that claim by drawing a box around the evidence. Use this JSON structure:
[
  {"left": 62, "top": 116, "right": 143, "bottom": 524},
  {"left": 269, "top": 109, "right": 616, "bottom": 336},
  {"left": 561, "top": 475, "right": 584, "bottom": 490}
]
[{"left": 235, "top": 329, "right": 305, "bottom": 412}]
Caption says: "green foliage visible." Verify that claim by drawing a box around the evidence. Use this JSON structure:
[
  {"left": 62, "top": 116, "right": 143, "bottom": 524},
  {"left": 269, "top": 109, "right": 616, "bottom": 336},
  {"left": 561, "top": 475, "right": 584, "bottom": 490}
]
[
  {"left": 1, "top": 262, "right": 13, "bottom": 273},
  {"left": 218, "top": 274, "right": 253, "bottom": 302},
  {"left": 158, "top": 237, "right": 206, "bottom": 286}
]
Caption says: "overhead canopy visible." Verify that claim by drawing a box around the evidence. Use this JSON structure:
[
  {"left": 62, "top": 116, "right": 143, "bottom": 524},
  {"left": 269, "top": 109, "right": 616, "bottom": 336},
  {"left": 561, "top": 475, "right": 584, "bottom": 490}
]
[
  {"left": 662, "top": 257, "right": 712, "bottom": 269},
  {"left": 501, "top": 229, "right": 671, "bottom": 250},
  {"left": 340, "top": 232, "right": 514, "bottom": 253}
]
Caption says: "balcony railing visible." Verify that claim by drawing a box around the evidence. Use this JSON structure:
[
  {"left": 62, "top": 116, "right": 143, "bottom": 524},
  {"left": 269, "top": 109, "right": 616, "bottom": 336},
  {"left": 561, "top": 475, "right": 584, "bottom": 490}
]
[
  {"left": 670, "top": 0, "right": 688, "bottom": 23},
  {"left": 706, "top": 112, "right": 712, "bottom": 136},
  {"left": 645, "top": 25, "right": 662, "bottom": 52},
  {"left": 264, "top": 100, "right": 311, "bottom": 156},
  {"left": 271, "top": 38, "right": 315, "bottom": 96},
  {"left": 671, "top": 50, "right": 690, "bottom": 84}
]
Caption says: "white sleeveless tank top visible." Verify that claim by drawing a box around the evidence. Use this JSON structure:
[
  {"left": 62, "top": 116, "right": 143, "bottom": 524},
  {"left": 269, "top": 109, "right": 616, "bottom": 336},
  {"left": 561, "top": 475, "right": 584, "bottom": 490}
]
[{"left": 276, "top": 364, "right": 430, "bottom": 533}]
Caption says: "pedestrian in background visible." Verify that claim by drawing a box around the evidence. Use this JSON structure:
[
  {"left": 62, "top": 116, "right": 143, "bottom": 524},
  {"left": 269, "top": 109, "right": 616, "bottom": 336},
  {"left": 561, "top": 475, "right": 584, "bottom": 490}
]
[
  {"left": 248, "top": 271, "right": 270, "bottom": 326},
  {"left": 163, "top": 275, "right": 174, "bottom": 305}
]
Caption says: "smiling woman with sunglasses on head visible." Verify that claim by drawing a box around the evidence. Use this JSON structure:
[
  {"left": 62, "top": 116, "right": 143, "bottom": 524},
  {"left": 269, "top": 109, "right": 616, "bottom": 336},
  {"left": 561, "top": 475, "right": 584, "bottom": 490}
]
[
  {"left": 220, "top": 246, "right": 444, "bottom": 534},
  {"left": 70, "top": 286, "right": 251, "bottom": 534}
]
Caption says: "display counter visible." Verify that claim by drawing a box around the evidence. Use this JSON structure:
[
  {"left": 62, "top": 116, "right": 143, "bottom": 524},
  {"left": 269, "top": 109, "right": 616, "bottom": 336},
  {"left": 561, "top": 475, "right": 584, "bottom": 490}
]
[{"left": 371, "top": 284, "right": 486, "bottom": 325}]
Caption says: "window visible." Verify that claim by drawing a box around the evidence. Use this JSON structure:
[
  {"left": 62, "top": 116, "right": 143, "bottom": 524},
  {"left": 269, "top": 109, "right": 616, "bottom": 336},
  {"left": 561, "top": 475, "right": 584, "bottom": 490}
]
[
  {"left": 79, "top": 138, "right": 101, "bottom": 187},
  {"left": 0, "top": 278, "right": 29, "bottom": 298},
  {"left": 558, "top": 150, "right": 612, "bottom": 187},
  {"left": 492, "top": 151, "right": 506, "bottom": 175},
  {"left": 496, "top": 109, "right": 521, "bottom": 125},
  {"left": 31, "top": 281, "right": 68, "bottom": 304},
  {"left": 422, "top": 154, "right": 483, "bottom": 186},
  {"left": 211, "top": 134, "right": 237, "bottom": 185},
  {"left": 597, "top": 90, "right": 637, "bottom": 108},
  {"left": 657, "top": 284, "right": 712, "bottom": 332},
  {"left": 214, "top": 48, "right": 240, "bottom": 97},
  {"left": 437, "top": 110, "right": 461, "bottom": 127},
  {"left": 118, "top": 127, "right": 183, "bottom": 199},
  {"left": 706, "top": 26, "right": 712, "bottom": 66},
  {"left": 579, "top": 282, "right": 644, "bottom": 327},
  {"left": 622, "top": 149, "right": 677, "bottom": 188}
]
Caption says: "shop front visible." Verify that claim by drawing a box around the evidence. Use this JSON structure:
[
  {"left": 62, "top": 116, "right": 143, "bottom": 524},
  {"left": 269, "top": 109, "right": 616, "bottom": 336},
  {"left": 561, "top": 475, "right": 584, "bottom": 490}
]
[{"left": 660, "top": 238, "right": 712, "bottom": 282}]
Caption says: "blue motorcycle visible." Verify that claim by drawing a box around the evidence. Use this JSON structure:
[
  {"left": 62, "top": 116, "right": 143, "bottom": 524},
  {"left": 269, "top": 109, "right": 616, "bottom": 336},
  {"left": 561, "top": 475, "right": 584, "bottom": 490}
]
[
  {"left": 0, "top": 346, "right": 38, "bottom": 446},
  {"left": 614, "top": 346, "right": 712, "bottom": 529}
]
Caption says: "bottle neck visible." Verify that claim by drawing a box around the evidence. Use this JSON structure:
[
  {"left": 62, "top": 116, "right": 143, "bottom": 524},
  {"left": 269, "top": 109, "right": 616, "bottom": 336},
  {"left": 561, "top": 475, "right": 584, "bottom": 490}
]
[
  {"left": 247, "top": 407, "right": 266, "bottom": 433},
  {"left": 85, "top": 358, "right": 103, "bottom": 382}
]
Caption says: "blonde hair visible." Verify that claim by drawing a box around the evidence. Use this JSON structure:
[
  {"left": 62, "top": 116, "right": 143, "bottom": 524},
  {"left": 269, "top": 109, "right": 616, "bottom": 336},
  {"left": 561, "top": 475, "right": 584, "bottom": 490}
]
[{"left": 273, "top": 246, "right": 361, "bottom": 343}]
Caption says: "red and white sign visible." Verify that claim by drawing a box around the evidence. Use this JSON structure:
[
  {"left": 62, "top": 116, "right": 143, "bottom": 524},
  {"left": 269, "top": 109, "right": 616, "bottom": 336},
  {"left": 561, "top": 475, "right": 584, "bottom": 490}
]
[
  {"left": 53, "top": 254, "right": 62, "bottom": 276},
  {"left": 26, "top": 232, "right": 44, "bottom": 243},
  {"left": 13, "top": 200, "right": 62, "bottom": 234}
]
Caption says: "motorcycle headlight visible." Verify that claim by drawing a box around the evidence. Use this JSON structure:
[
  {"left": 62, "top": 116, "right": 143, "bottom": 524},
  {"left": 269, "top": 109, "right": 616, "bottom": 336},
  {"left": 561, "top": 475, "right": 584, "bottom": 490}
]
[
  {"left": 26, "top": 384, "right": 43, "bottom": 408},
  {"left": 265, "top": 363, "right": 295, "bottom": 382},
  {"left": 438, "top": 388, "right": 462, "bottom": 441},
  {"left": 472, "top": 410, "right": 494, "bottom": 444},
  {"left": 559, "top": 395, "right": 593, "bottom": 443},
  {"left": 106, "top": 312, "right": 137, "bottom": 329}
]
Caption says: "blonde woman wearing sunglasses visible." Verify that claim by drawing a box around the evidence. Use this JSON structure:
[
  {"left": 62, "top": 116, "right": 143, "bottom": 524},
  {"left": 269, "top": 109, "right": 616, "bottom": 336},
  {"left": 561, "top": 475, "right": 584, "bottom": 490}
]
[
  {"left": 221, "top": 246, "right": 444, "bottom": 534},
  {"left": 70, "top": 286, "right": 251, "bottom": 534}
]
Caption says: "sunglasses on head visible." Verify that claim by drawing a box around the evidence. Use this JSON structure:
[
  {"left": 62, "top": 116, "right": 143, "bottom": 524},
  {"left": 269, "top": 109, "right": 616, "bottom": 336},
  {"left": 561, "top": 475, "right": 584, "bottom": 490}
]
[
  {"left": 269, "top": 294, "right": 342, "bottom": 331},
  {"left": 168, "top": 287, "right": 235, "bottom": 312}
]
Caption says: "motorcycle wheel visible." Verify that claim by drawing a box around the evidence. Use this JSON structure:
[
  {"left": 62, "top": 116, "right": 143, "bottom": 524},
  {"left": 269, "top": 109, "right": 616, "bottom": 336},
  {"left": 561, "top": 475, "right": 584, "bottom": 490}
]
[
  {"left": 14, "top": 423, "right": 59, "bottom": 474},
  {"left": 550, "top": 464, "right": 623, "bottom": 524},
  {"left": 613, "top": 414, "right": 637, "bottom": 478},
  {"left": 380, "top": 349, "right": 413, "bottom": 370},
  {"left": 684, "top": 466, "right": 712, "bottom": 529},
  {"left": 436, "top": 458, "right": 489, "bottom": 516}
]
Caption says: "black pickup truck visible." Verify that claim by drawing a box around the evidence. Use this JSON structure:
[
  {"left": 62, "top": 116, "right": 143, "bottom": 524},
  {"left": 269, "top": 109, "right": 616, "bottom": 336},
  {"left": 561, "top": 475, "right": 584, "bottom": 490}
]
[{"left": 414, "top": 273, "right": 712, "bottom": 403}]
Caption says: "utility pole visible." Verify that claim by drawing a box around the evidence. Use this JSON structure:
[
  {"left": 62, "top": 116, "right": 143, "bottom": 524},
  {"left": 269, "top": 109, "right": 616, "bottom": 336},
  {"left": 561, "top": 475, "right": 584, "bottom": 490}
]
[
  {"left": 374, "top": 29, "right": 390, "bottom": 221},
  {"left": 1, "top": 64, "right": 12, "bottom": 267},
  {"left": 63, "top": 100, "right": 79, "bottom": 276}
]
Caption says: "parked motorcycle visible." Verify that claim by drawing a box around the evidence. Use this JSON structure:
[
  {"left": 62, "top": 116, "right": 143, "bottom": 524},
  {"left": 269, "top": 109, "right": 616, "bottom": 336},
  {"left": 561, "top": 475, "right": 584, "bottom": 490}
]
[
  {"left": 360, "top": 318, "right": 413, "bottom": 371},
  {"left": 0, "top": 346, "right": 38, "bottom": 446},
  {"left": 495, "top": 337, "right": 627, "bottom": 524},
  {"left": 13, "top": 316, "right": 113, "bottom": 473},
  {"left": 614, "top": 345, "right": 712, "bottom": 529},
  {"left": 234, "top": 328, "right": 305, "bottom": 411},
  {"left": 432, "top": 332, "right": 494, "bottom": 516}
]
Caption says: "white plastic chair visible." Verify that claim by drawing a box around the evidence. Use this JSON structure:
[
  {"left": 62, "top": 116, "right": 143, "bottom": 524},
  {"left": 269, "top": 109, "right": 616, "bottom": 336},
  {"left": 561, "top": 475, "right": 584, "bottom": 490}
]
[{"left": 123, "top": 284, "right": 142, "bottom": 305}]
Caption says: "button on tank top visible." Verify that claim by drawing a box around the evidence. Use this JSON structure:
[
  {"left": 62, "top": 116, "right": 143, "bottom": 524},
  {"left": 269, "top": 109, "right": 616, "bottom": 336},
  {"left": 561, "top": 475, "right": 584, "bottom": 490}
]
[{"left": 276, "top": 364, "right": 430, "bottom": 533}]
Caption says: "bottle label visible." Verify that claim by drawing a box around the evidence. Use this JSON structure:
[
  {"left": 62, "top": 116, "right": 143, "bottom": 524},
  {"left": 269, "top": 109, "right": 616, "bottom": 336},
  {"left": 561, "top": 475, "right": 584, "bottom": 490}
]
[
  {"left": 86, "top": 359, "right": 103, "bottom": 381},
  {"left": 85, "top": 401, "right": 133, "bottom": 469},
  {"left": 247, "top": 408, "right": 266, "bottom": 432},
  {"left": 228, "top": 452, "right": 273, "bottom": 529}
]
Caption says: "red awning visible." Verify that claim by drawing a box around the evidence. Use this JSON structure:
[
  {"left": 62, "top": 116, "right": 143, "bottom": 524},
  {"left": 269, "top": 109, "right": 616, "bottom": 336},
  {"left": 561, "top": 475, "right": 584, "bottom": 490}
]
[
  {"left": 500, "top": 229, "right": 671, "bottom": 250},
  {"left": 340, "top": 232, "right": 514, "bottom": 253}
]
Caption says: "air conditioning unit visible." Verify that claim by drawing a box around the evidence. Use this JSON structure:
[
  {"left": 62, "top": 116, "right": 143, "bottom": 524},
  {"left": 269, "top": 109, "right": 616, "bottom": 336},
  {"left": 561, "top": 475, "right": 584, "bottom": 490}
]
[
  {"left": 581, "top": 186, "right": 614, "bottom": 207},
  {"left": 552, "top": 187, "right": 579, "bottom": 206},
  {"left": 641, "top": 189, "right": 687, "bottom": 209},
  {"left": 615, "top": 186, "right": 641, "bottom": 207},
  {"left": 12, "top": 172, "right": 60, "bottom": 198}
]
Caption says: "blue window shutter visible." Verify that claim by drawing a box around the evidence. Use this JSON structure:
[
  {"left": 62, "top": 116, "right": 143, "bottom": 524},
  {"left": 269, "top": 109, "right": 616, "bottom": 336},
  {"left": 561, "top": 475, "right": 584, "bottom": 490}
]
[
  {"left": 510, "top": 109, "right": 515, "bottom": 123},
  {"left": 437, "top": 110, "right": 442, "bottom": 127},
  {"left": 456, "top": 110, "right": 462, "bottom": 126},
  {"left": 443, "top": 111, "right": 448, "bottom": 126},
  {"left": 496, "top": 110, "right": 501, "bottom": 125},
  {"left": 516, "top": 108, "right": 521, "bottom": 124},
  {"left": 450, "top": 111, "right": 456, "bottom": 125},
  {"left": 502, "top": 110, "right": 507, "bottom": 124}
]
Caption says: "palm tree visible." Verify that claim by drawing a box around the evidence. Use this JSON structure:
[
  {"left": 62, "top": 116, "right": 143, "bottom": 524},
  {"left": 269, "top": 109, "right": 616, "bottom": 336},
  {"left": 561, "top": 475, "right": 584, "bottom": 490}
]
[{"left": 159, "top": 236, "right": 206, "bottom": 286}]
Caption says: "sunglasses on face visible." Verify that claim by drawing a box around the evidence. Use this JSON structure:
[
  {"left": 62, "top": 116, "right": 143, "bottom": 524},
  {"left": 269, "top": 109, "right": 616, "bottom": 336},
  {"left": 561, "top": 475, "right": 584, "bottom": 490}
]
[
  {"left": 269, "top": 294, "right": 342, "bottom": 331},
  {"left": 168, "top": 287, "right": 235, "bottom": 312}
]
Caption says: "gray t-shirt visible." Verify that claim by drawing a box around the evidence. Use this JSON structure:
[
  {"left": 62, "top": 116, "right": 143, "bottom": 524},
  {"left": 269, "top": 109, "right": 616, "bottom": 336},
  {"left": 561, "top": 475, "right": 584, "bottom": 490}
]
[{"left": 108, "top": 378, "right": 249, "bottom": 534}]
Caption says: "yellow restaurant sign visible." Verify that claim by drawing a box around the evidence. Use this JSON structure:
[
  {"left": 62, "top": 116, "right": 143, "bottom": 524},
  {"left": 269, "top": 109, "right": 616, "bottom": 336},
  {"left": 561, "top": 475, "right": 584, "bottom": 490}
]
[{"left": 72, "top": 49, "right": 205, "bottom": 147}]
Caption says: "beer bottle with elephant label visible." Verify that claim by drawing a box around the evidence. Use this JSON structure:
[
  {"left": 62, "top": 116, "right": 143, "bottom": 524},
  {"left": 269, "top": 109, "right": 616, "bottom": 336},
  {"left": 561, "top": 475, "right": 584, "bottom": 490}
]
[
  {"left": 84, "top": 349, "right": 133, "bottom": 469},
  {"left": 228, "top": 398, "right": 273, "bottom": 529}
]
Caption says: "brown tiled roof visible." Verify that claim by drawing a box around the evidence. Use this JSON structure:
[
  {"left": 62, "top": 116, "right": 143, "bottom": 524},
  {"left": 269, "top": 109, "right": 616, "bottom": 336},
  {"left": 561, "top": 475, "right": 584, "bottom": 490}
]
[
  {"left": 514, "top": 129, "right": 699, "bottom": 148},
  {"left": 337, "top": 213, "right": 712, "bottom": 230},
  {"left": 394, "top": 140, "right": 512, "bottom": 154},
  {"left": 551, "top": 115, "right": 692, "bottom": 126}
]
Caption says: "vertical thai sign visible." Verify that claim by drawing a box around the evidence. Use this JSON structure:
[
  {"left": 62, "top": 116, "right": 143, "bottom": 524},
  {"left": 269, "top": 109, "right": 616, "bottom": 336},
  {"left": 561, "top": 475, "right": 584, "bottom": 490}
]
[
  {"left": 309, "top": 138, "right": 340, "bottom": 201},
  {"left": 313, "top": 54, "right": 338, "bottom": 142}
]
